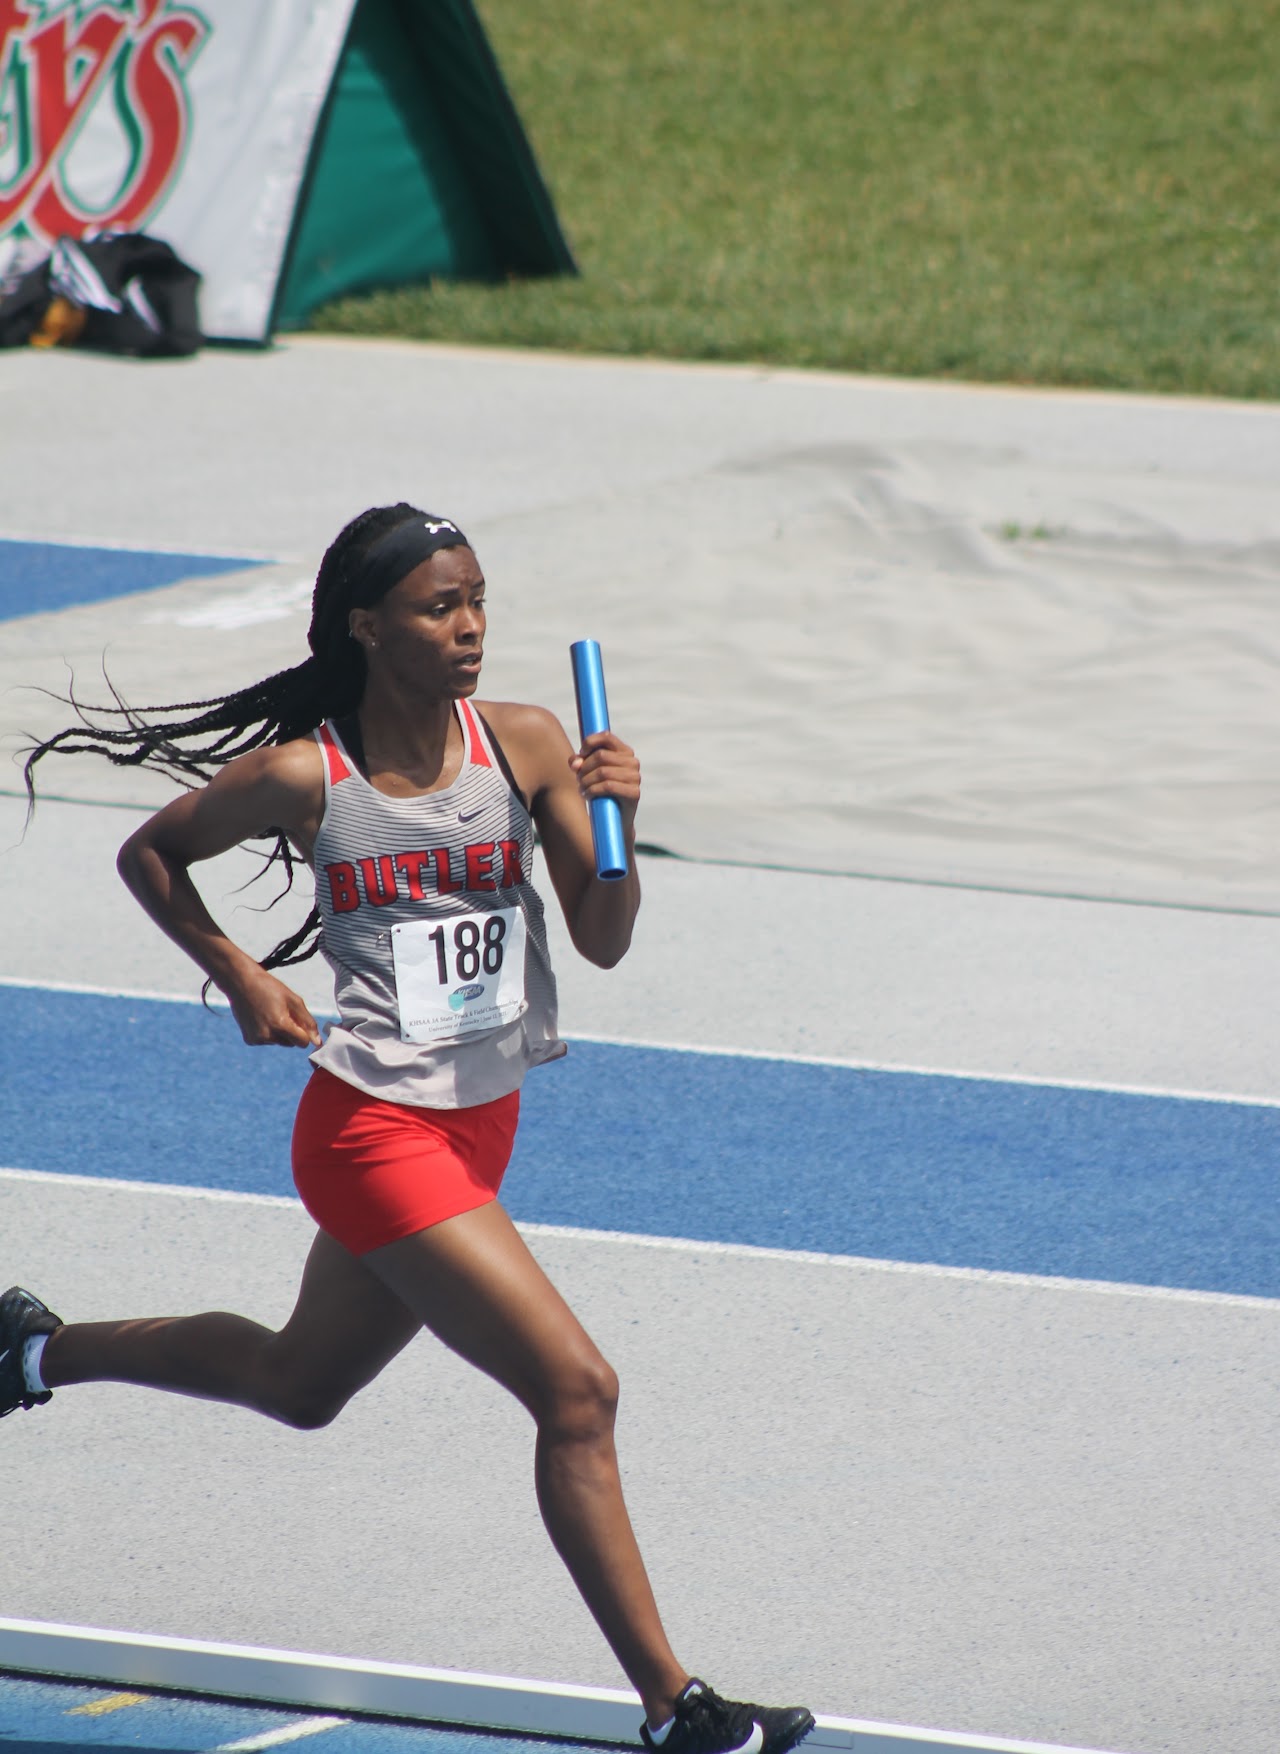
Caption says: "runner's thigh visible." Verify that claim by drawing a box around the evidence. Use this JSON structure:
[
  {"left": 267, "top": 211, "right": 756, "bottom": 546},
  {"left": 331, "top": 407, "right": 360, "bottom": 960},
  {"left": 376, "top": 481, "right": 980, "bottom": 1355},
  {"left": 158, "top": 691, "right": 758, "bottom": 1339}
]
[
  {"left": 362, "top": 1202, "right": 607, "bottom": 1416},
  {"left": 267, "top": 1228, "right": 423, "bottom": 1395}
]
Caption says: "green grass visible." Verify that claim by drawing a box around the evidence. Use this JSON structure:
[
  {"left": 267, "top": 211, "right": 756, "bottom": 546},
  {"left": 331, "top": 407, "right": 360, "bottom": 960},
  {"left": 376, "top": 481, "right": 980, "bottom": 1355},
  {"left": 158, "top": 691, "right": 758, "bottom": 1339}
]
[{"left": 311, "top": 0, "right": 1280, "bottom": 397}]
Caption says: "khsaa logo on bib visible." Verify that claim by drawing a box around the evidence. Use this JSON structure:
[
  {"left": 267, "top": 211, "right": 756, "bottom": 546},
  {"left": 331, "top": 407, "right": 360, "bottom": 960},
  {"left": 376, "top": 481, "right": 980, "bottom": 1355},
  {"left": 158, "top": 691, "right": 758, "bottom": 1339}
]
[{"left": 449, "top": 983, "right": 486, "bottom": 1011}]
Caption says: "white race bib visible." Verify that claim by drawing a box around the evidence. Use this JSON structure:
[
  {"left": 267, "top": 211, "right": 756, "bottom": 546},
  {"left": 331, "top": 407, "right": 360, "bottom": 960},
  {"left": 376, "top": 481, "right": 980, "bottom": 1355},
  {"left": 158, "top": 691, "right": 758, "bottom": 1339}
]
[{"left": 391, "top": 907, "right": 527, "bottom": 1045}]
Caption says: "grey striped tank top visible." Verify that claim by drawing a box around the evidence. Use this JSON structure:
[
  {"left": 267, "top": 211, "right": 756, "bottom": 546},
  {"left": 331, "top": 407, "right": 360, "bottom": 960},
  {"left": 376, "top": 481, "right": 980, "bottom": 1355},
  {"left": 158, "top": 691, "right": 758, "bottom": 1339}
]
[{"left": 308, "top": 699, "right": 563, "bottom": 1109}]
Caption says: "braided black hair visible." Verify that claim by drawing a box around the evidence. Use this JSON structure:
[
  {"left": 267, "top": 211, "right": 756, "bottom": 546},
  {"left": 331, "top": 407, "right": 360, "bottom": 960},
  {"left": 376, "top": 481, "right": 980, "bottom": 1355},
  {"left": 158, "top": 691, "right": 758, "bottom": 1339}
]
[{"left": 23, "top": 502, "right": 428, "bottom": 974}]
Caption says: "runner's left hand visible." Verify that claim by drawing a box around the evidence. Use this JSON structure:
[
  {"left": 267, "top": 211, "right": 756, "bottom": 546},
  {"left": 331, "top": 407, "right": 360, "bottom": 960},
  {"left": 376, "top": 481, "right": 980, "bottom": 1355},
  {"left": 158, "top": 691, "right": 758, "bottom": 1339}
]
[{"left": 570, "top": 732, "right": 640, "bottom": 827}]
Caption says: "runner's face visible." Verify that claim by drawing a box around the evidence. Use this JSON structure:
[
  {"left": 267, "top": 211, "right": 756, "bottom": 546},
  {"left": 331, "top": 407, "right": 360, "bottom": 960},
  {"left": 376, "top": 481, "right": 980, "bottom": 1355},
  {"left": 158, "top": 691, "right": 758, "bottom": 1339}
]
[{"left": 357, "top": 545, "right": 486, "bottom": 697}]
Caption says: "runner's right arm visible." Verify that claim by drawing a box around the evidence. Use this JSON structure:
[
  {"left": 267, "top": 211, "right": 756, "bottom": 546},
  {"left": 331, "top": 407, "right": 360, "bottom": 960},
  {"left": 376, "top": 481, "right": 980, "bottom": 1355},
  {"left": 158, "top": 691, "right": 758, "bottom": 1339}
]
[{"left": 116, "top": 740, "right": 325, "bottom": 1048}]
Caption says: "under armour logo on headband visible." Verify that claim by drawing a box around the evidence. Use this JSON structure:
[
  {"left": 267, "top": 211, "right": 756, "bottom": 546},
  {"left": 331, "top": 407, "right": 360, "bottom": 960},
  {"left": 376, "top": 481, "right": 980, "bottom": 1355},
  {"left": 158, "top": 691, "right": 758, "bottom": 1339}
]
[{"left": 351, "top": 512, "right": 472, "bottom": 609}]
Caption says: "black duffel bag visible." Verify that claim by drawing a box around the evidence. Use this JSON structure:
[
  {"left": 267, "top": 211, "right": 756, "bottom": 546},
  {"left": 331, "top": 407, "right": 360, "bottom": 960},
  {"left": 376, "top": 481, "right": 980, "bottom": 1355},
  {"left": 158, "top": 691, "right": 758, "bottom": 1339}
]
[{"left": 0, "top": 231, "right": 201, "bottom": 357}]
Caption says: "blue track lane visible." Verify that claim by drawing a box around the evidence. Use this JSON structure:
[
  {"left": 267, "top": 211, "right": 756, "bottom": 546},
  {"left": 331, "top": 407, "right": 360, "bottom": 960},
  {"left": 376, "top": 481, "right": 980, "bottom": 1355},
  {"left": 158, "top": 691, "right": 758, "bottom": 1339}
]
[
  {"left": 0, "top": 541, "right": 262, "bottom": 622},
  {"left": 0, "top": 1672, "right": 615, "bottom": 1754},
  {"left": 2, "top": 985, "right": 1275, "bottom": 1299}
]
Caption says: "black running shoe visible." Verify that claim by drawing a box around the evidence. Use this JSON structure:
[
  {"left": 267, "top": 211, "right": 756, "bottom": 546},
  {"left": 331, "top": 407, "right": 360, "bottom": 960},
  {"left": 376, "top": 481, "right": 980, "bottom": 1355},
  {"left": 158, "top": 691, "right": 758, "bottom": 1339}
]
[
  {"left": 641, "top": 1679, "right": 815, "bottom": 1754},
  {"left": 0, "top": 1286, "right": 62, "bottom": 1417}
]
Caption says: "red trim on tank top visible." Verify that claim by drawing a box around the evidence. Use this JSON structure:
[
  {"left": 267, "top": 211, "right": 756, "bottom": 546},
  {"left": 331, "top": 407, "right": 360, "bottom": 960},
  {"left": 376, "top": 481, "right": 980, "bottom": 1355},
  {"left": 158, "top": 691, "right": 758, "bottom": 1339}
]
[
  {"left": 457, "top": 698, "right": 492, "bottom": 768},
  {"left": 317, "top": 721, "right": 352, "bottom": 785}
]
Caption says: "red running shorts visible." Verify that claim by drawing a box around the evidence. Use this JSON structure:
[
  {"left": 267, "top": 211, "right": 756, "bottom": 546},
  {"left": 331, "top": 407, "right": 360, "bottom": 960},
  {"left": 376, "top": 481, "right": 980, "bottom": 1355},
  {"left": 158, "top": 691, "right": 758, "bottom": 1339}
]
[{"left": 291, "top": 1067, "right": 520, "bottom": 1255}]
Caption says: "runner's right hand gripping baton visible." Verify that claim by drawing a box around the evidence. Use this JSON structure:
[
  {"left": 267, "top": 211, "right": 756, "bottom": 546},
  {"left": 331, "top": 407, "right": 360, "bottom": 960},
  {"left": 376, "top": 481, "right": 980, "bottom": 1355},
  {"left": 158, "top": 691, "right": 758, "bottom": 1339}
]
[{"left": 570, "top": 639, "right": 628, "bottom": 882}]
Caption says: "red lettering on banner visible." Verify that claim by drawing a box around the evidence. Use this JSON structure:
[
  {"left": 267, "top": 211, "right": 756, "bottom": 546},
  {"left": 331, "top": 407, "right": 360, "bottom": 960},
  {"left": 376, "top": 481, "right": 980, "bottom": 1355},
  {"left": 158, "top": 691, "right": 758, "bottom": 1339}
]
[
  {"left": 498, "top": 840, "right": 525, "bottom": 887},
  {"left": 326, "top": 863, "right": 360, "bottom": 914},
  {"left": 0, "top": 1, "right": 210, "bottom": 245},
  {"left": 82, "top": 5, "right": 205, "bottom": 234},
  {"left": 359, "top": 854, "right": 399, "bottom": 907},
  {"left": 464, "top": 842, "right": 497, "bottom": 891},
  {"left": 0, "top": 6, "right": 126, "bottom": 230}
]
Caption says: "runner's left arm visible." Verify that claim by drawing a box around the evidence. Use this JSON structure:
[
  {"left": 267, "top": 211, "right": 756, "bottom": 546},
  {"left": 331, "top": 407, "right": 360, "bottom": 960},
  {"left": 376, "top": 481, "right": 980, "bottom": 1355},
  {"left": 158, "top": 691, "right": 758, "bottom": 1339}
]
[{"left": 488, "top": 703, "right": 641, "bottom": 968}]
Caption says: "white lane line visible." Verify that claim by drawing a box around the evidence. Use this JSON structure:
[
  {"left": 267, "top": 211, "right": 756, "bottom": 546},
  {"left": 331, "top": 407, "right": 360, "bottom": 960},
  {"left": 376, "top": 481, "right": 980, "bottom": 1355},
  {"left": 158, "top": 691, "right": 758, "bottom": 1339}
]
[
  {"left": 4, "top": 1164, "right": 1277, "bottom": 1311},
  {"left": 0, "top": 1610, "right": 1128, "bottom": 1754},
  {"left": 2, "top": 973, "right": 1278, "bottom": 1110},
  {"left": 215, "top": 1717, "right": 347, "bottom": 1751},
  {"left": 0, "top": 1164, "right": 300, "bottom": 1209},
  {"left": 566, "top": 1027, "right": 1280, "bottom": 1110},
  {"left": 522, "top": 1221, "right": 1280, "bottom": 1310},
  {"left": 0, "top": 973, "right": 229, "bottom": 1007}
]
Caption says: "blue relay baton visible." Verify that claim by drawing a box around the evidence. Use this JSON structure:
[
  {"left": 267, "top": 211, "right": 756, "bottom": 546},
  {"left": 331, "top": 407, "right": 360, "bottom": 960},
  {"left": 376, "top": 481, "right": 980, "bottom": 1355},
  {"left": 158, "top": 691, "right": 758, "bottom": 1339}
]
[{"left": 570, "top": 639, "right": 628, "bottom": 882}]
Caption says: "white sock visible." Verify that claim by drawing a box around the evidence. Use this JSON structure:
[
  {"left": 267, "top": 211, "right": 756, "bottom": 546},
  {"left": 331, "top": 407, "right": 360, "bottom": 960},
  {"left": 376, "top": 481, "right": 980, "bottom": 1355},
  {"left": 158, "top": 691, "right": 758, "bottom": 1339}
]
[
  {"left": 647, "top": 1720, "right": 675, "bottom": 1745},
  {"left": 22, "top": 1333, "right": 49, "bottom": 1393}
]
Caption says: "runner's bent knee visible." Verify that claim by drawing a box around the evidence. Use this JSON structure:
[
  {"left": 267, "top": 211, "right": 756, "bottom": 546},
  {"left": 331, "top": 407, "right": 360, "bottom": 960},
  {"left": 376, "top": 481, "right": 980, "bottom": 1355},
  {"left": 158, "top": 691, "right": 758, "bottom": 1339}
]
[
  {"left": 253, "top": 1337, "right": 364, "bottom": 1429},
  {"left": 257, "top": 1369, "right": 352, "bottom": 1430},
  {"left": 537, "top": 1345, "right": 619, "bottom": 1442}
]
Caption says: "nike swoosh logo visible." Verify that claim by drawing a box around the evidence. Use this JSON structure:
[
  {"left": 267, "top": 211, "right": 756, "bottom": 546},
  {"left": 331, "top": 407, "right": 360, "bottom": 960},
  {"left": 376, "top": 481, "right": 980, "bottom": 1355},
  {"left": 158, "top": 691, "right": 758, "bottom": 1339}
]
[
  {"left": 0, "top": 1348, "right": 10, "bottom": 1370},
  {"left": 458, "top": 807, "right": 484, "bottom": 823},
  {"left": 732, "top": 1727, "right": 764, "bottom": 1754}
]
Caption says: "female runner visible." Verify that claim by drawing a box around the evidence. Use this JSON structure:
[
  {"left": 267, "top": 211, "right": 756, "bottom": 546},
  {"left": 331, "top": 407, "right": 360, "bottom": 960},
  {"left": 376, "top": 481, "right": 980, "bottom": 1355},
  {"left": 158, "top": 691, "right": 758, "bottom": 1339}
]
[{"left": 3, "top": 504, "right": 813, "bottom": 1754}]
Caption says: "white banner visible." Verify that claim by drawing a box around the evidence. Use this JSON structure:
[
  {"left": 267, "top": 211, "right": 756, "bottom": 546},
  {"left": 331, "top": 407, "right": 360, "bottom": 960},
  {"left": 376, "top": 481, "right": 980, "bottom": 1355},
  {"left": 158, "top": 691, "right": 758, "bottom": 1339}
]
[{"left": 0, "top": 1, "right": 358, "bottom": 341}]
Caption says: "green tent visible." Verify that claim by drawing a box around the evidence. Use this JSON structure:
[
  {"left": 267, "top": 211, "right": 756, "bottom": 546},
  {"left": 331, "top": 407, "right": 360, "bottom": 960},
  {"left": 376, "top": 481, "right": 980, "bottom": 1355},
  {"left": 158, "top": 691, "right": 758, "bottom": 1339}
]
[{"left": 272, "top": 0, "right": 575, "bottom": 330}]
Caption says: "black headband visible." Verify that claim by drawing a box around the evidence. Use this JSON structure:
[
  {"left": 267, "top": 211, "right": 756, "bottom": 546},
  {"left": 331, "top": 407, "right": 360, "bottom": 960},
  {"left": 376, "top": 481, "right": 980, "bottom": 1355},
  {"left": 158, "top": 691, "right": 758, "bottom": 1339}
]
[{"left": 353, "top": 514, "right": 470, "bottom": 608}]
